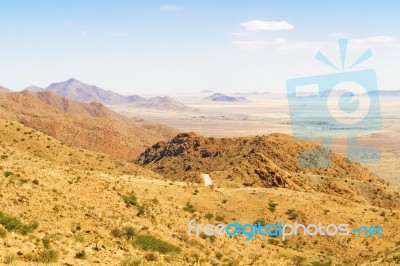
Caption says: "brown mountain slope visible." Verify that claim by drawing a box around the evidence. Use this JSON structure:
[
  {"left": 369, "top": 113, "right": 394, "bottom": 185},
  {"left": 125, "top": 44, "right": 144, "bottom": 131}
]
[
  {"left": 0, "top": 91, "right": 178, "bottom": 160},
  {"left": 1, "top": 119, "right": 400, "bottom": 265},
  {"left": 0, "top": 85, "right": 12, "bottom": 93},
  {"left": 0, "top": 119, "right": 161, "bottom": 178},
  {"left": 137, "top": 132, "right": 400, "bottom": 209}
]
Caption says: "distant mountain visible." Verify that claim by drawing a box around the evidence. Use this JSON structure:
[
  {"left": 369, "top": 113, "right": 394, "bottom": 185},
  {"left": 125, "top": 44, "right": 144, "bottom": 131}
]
[
  {"left": 44, "top": 78, "right": 191, "bottom": 110},
  {"left": 0, "top": 86, "right": 12, "bottom": 93},
  {"left": 0, "top": 91, "right": 177, "bottom": 160},
  {"left": 45, "top": 78, "right": 145, "bottom": 105},
  {"left": 205, "top": 93, "right": 248, "bottom": 102},
  {"left": 24, "top": 85, "right": 44, "bottom": 92},
  {"left": 367, "top": 90, "right": 400, "bottom": 96},
  {"left": 133, "top": 96, "right": 196, "bottom": 111}
]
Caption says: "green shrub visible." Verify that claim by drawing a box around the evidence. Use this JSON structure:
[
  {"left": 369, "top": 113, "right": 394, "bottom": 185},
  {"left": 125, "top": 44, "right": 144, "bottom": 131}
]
[
  {"left": 4, "top": 171, "right": 13, "bottom": 177},
  {"left": 393, "top": 255, "right": 400, "bottom": 262},
  {"left": 120, "top": 258, "right": 142, "bottom": 266},
  {"left": 215, "top": 251, "right": 223, "bottom": 260},
  {"left": 0, "top": 213, "right": 38, "bottom": 235},
  {"left": 42, "top": 237, "right": 51, "bottom": 249},
  {"left": 285, "top": 209, "right": 299, "bottom": 220},
  {"left": 205, "top": 213, "right": 214, "bottom": 219},
  {"left": 183, "top": 202, "right": 196, "bottom": 213},
  {"left": 268, "top": 238, "right": 279, "bottom": 245},
  {"left": 123, "top": 191, "right": 138, "bottom": 206},
  {"left": 37, "top": 249, "right": 58, "bottom": 263},
  {"left": 132, "top": 235, "right": 181, "bottom": 254},
  {"left": 215, "top": 215, "right": 225, "bottom": 222},
  {"left": 268, "top": 202, "right": 278, "bottom": 212}
]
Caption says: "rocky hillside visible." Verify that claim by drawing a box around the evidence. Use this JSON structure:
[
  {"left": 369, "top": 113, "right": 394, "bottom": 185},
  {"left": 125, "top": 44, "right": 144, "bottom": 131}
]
[
  {"left": 137, "top": 132, "right": 399, "bottom": 209},
  {"left": 0, "top": 91, "right": 178, "bottom": 160},
  {"left": 1, "top": 119, "right": 399, "bottom": 265}
]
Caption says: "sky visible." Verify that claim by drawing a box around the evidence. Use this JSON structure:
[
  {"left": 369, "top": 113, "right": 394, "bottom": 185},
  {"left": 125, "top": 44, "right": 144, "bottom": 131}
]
[{"left": 0, "top": 0, "right": 400, "bottom": 94}]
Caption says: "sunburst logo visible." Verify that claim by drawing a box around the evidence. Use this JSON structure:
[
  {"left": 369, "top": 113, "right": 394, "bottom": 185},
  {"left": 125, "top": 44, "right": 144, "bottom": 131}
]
[{"left": 286, "top": 39, "right": 382, "bottom": 168}]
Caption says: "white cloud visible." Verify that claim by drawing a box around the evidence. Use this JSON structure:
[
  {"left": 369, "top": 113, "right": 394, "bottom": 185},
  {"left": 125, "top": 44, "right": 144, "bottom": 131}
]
[
  {"left": 366, "top": 35, "right": 396, "bottom": 43},
  {"left": 240, "top": 20, "right": 294, "bottom": 31},
  {"left": 159, "top": 4, "right": 181, "bottom": 11}
]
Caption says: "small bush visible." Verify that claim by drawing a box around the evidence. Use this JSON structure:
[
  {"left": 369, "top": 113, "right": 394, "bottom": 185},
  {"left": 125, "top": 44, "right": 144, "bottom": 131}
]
[
  {"left": 183, "top": 202, "right": 196, "bottom": 213},
  {"left": 42, "top": 237, "right": 51, "bottom": 249},
  {"left": 293, "top": 256, "right": 306, "bottom": 265},
  {"left": 132, "top": 235, "right": 181, "bottom": 254},
  {"left": 254, "top": 219, "right": 266, "bottom": 226},
  {"left": 215, "top": 251, "right": 223, "bottom": 260},
  {"left": 0, "top": 213, "right": 38, "bottom": 235},
  {"left": 205, "top": 213, "right": 213, "bottom": 219},
  {"left": 0, "top": 227, "right": 7, "bottom": 237},
  {"left": 215, "top": 215, "right": 225, "bottom": 222},
  {"left": 4, "top": 171, "right": 13, "bottom": 177},
  {"left": 268, "top": 238, "right": 279, "bottom": 245},
  {"left": 123, "top": 226, "right": 136, "bottom": 240},
  {"left": 37, "top": 249, "right": 58, "bottom": 263},
  {"left": 137, "top": 204, "right": 146, "bottom": 216},
  {"left": 285, "top": 209, "right": 299, "bottom": 220},
  {"left": 123, "top": 191, "right": 138, "bottom": 207},
  {"left": 268, "top": 202, "right": 278, "bottom": 212},
  {"left": 111, "top": 228, "right": 123, "bottom": 238},
  {"left": 120, "top": 258, "right": 142, "bottom": 266},
  {"left": 75, "top": 250, "right": 86, "bottom": 259},
  {"left": 393, "top": 255, "right": 400, "bottom": 262},
  {"left": 144, "top": 252, "right": 157, "bottom": 261}
]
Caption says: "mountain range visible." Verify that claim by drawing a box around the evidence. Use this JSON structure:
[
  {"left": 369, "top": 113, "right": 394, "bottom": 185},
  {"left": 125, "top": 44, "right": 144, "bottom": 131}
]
[
  {"left": 0, "top": 91, "right": 177, "bottom": 160},
  {"left": 21, "top": 78, "right": 192, "bottom": 110},
  {"left": 204, "top": 93, "right": 248, "bottom": 102}
]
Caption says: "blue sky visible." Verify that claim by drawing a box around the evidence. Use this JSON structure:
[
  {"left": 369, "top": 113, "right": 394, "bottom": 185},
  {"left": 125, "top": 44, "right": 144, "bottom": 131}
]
[{"left": 0, "top": 0, "right": 399, "bottom": 94}]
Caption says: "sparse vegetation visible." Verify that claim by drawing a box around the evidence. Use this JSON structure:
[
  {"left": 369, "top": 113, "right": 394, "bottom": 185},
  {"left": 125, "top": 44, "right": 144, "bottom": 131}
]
[
  {"left": 3, "top": 171, "right": 13, "bottom": 177},
  {"left": 144, "top": 252, "right": 158, "bottom": 261},
  {"left": 254, "top": 219, "right": 266, "bottom": 226},
  {"left": 132, "top": 235, "right": 181, "bottom": 254},
  {"left": 183, "top": 202, "right": 196, "bottom": 213},
  {"left": 215, "top": 215, "right": 225, "bottom": 222},
  {"left": 0, "top": 213, "right": 38, "bottom": 235},
  {"left": 36, "top": 249, "right": 58, "bottom": 263},
  {"left": 120, "top": 258, "right": 142, "bottom": 266},
  {"left": 285, "top": 209, "right": 299, "bottom": 220},
  {"left": 310, "top": 261, "right": 332, "bottom": 266},
  {"left": 205, "top": 213, "right": 214, "bottom": 219},
  {"left": 268, "top": 238, "right": 279, "bottom": 245},
  {"left": 268, "top": 202, "right": 278, "bottom": 212},
  {"left": 75, "top": 250, "right": 87, "bottom": 259},
  {"left": 123, "top": 191, "right": 138, "bottom": 206}
]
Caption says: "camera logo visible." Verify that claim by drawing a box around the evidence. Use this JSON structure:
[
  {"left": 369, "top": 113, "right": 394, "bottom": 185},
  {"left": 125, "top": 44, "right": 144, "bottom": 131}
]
[{"left": 287, "top": 39, "right": 381, "bottom": 168}]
